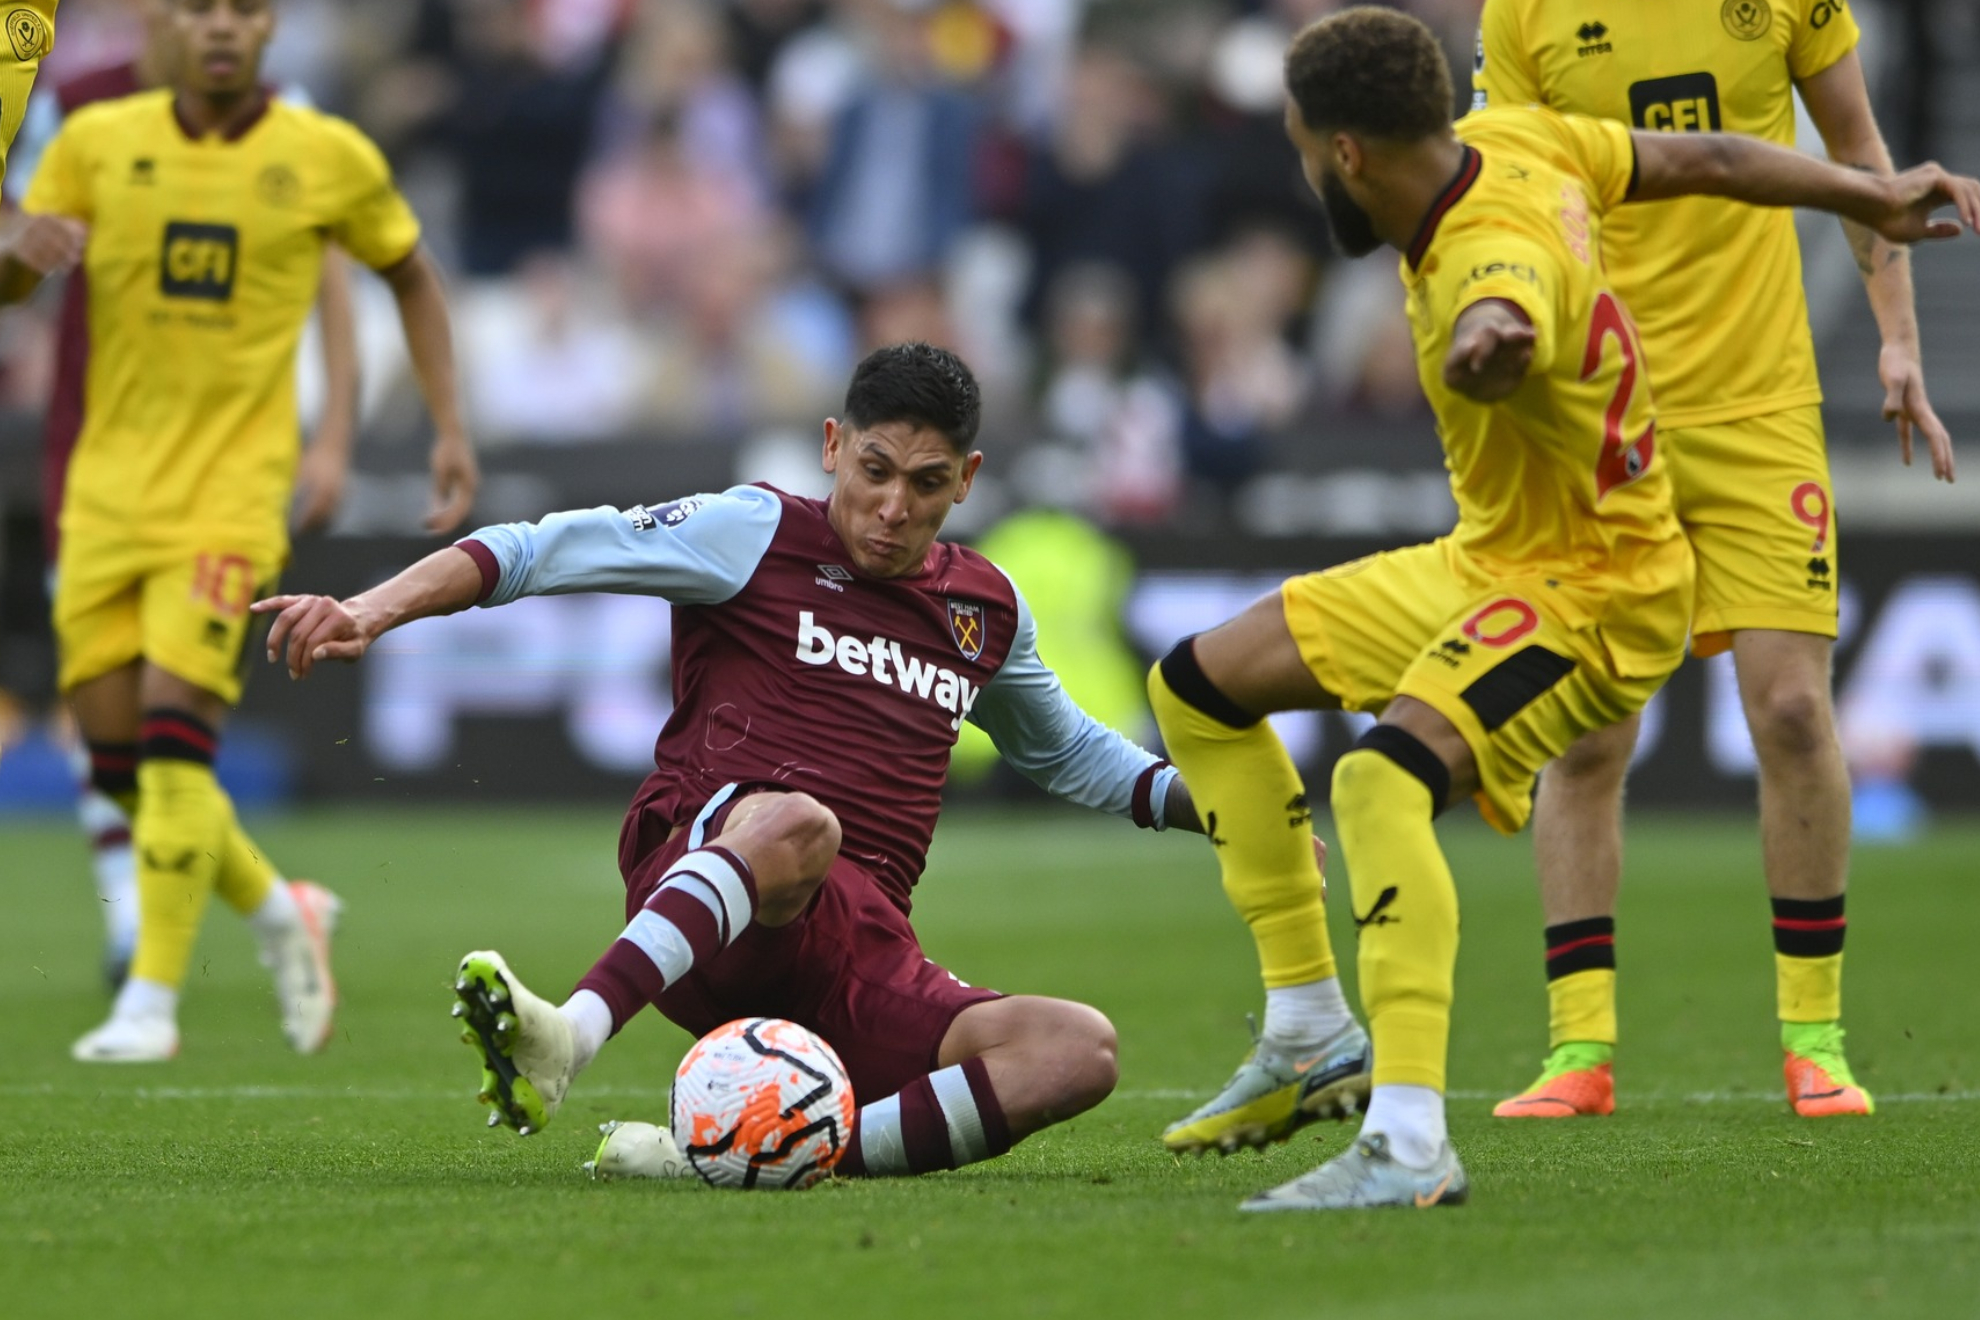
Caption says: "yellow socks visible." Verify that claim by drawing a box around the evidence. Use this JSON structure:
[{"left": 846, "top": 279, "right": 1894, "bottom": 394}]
[
  {"left": 129, "top": 756, "right": 230, "bottom": 988},
  {"left": 1330, "top": 741, "right": 1459, "bottom": 1093},
  {"left": 1148, "top": 652, "right": 1335, "bottom": 989},
  {"left": 215, "top": 816, "right": 279, "bottom": 916},
  {"left": 1771, "top": 895, "right": 1846, "bottom": 1023},
  {"left": 1541, "top": 917, "right": 1619, "bottom": 1048}
]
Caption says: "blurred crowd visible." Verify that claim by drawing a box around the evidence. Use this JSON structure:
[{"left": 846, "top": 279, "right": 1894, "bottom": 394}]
[{"left": 0, "top": 0, "right": 1955, "bottom": 530}]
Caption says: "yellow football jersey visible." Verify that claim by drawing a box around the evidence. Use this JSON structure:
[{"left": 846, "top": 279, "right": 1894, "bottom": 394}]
[
  {"left": 0, "top": 2, "right": 55, "bottom": 180},
  {"left": 1473, "top": 0, "right": 1859, "bottom": 428},
  {"left": 26, "top": 89, "right": 420, "bottom": 554},
  {"left": 1408, "top": 106, "right": 1692, "bottom": 676}
]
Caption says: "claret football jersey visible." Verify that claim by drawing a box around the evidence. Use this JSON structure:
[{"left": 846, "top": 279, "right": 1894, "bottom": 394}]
[
  {"left": 459, "top": 485, "right": 1178, "bottom": 910},
  {"left": 25, "top": 89, "right": 421, "bottom": 553},
  {"left": 1472, "top": 0, "right": 1861, "bottom": 427}
]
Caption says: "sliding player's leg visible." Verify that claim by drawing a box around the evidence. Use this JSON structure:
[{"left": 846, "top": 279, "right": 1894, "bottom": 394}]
[
  {"left": 832, "top": 994, "right": 1117, "bottom": 1178},
  {"left": 1495, "top": 713, "right": 1637, "bottom": 1118},
  {"left": 1732, "top": 628, "right": 1867, "bottom": 1115},
  {"left": 1147, "top": 594, "right": 1369, "bottom": 1154},
  {"left": 457, "top": 788, "right": 839, "bottom": 1135}
]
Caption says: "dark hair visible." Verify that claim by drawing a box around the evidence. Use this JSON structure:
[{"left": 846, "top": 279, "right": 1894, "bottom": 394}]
[
  {"left": 842, "top": 342, "right": 982, "bottom": 451},
  {"left": 1285, "top": 6, "right": 1454, "bottom": 141}
]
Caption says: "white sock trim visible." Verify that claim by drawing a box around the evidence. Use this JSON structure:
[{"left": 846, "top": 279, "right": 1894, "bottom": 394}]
[
  {"left": 662, "top": 849, "right": 752, "bottom": 947},
  {"left": 112, "top": 977, "right": 178, "bottom": 1023},
  {"left": 558, "top": 989, "right": 613, "bottom": 1073},
  {"left": 1362, "top": 1083, "right": 1447, "bottom": 1168},
  {"left": 1262, "top": 976, "right": 1355, "bottom": 1049},
  {"left": 928, "top": 1064, "right": 989, "bottom": 1165},
  {"left": 857, "top": 1093, "right": 907, "bottom": 1176},
  {"left": 621, "top": 910, "right": 696, "bottom": 985}
]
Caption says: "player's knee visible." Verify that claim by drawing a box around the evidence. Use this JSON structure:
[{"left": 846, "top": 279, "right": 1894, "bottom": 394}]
[
  {"left": 1551, "top": 714, "right": 1638, "bottom": 789},
  {"left": 1747, "top": 680, "right": 1836, "bottom": 761},
  {"left": 1052, "top": 1002, "right": 1119, "bottom": 1110}
]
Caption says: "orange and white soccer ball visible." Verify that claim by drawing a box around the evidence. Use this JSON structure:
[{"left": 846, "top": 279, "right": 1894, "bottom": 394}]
[{"left": 670, "top": 1017, "right": 856, "bottom": 1189}]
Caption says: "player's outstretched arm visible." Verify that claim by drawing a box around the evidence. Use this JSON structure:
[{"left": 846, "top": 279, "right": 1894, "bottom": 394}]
[
  {"left": 380, "top": 244, "right": 479, "bottom": 533},
  {"left": 252, "top": 545, "right": 483, "bottom": 680},
  {"left": 0, "top": 212, "right": 84, "bottom": 303},
  {"left": 1443, "top": 299, "right": 1537, "bottom": 403},
  {"left": 1629, "top": 131, "right": 1980, "bottom": 245},
  {"left": 1800, "top": 49, "right": 1953, "bottom": 483},
  {"left": 293, "top": 247, "right": 363, "bottom": 532}
]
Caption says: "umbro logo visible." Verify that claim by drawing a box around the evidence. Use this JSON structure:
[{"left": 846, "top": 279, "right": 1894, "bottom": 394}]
[
  {"left": 814, "top": 563, "right": 852, "bottom": 593},
  {"left": 1575, "top": 20, "right": 1613, "bottom": 56}
]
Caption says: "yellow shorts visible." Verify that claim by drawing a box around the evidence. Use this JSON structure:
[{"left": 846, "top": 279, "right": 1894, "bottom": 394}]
[
  {"left": 1282, "top": 539, "right": 1673, "bottom": 835},
  {"left": 1667, "top": 405, "right": 1837, "bottom": 657},
  {"left": 54, "top": 537, "right": 282, "bottom": 704}
]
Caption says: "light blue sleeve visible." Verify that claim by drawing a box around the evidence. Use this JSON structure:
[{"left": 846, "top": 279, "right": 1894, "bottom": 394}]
[
  {"left": 468, "top": 486, "right": 782, "bottom": 607},
  {"left": 967, "top": 574, "right": 1179, "bottom": 827},
  {"left": 3, "top": 90, "right": 62, "bottom": 206}
]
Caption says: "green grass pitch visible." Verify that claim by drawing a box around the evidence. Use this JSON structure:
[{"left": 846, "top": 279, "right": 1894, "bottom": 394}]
[{"left": 1, "top": 805, "right": 1975, "bottom": 1318}]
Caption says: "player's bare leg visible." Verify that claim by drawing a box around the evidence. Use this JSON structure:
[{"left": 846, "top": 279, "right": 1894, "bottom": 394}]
[
  {"left": 71, "top": 664, "right": 332, "bottom": 1061},
  {"left": 1495, "top": 714, "right": 1637, "bottom": 1118},
  {"left": 465, "top": 791, "right": 841, "bottom": 1134},
  {"left": 1733, "top": 629, "right": 1869, "bottom": 1115},
  {"left": 1150, "top": 595, "right": 1372, "bottom": 1154}
]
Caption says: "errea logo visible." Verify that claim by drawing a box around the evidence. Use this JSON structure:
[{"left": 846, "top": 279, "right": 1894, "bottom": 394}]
[
  {"left": 794, "top": 611, "right": 983, "bottom": 730},
  {"left": 1575, "top": 20, "right": 1612, "bottom": 56}
]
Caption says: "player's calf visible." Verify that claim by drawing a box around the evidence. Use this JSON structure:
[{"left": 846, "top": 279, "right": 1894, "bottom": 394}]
[{"left": 835, "top": 996, "right": 1117, "bottom": 1178}]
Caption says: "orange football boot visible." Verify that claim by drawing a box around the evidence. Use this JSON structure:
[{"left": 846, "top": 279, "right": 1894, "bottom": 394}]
[
  {"left": 1493, "top": 1044, "right": 1616, "bottom": 1118},
  {"left": 1783, "top": 1023, "right": 1874, "bottom": 1116}
]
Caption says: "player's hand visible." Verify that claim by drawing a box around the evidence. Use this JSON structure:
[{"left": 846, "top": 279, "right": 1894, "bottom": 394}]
[
  {"left": 291, "top": 442, "right": 352, "bottom": 534},
  {"left": 252, "top": 593, "right": 377, "bottom": 679},
  {"left": 1879, "top": 343, "right": 1955, "bottom": 483},
  {"left": 1444, "top": 301, "right": 1536, "bottom": 402},
  {"left": 425, "top": 432, "right": 478, "bottom": 534},
  {"left": 1867, "top": 163, "right": 1980, "bottom": 243},
  {"left": 12, "top": 214, "right": 86, "bottom": 275}
]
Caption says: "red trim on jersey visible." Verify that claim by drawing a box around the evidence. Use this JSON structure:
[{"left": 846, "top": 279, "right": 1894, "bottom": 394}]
[
  {"left": 1406, "top": 145, "right": 1482, "bottom": 270},
  {"left": 171, "top": 85, "right": 273, "bottom": 142},
  {"left": 455, "top": 539, "right": 501, "bottom": 604}
]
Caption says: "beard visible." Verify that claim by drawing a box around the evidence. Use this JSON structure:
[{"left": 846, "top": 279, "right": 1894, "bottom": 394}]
[{"left": 1319, "top": 172, "right": 1383, "bottom": 258}]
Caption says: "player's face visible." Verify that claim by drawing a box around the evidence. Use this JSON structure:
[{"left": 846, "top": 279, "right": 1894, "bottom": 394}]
[
  {"left": 172, "top": 0, "right": 275, "bottom": 97},
  {"left": 822, "top": 419, "right": 984, "bottom": 579},
  {"left": 1284, "top": 98, "right": 1383, "bottom": 259}
]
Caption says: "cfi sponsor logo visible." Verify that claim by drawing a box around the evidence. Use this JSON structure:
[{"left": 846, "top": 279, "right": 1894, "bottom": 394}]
[{"left": 794, "top": 611, "right": 983, "bottom": 730}]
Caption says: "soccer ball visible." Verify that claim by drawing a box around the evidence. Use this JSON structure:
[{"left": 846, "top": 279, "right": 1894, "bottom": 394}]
[{"left": 670, "top": 1017, "right": 856, "bottom": 1189}]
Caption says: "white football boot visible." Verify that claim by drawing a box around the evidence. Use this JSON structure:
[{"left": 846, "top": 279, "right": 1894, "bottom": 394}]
[
  {"left": 585, "top": 1121, "right": 694, "bottom": 1181},
  {"left": 71, "top": 1012, "right": 178, "bottom": 1063},
  {"left": 265, "top": 881, "right": 341, "bottom": 1053},
  {"left": 452, "top": 950, "right": 576, "bottom": 1136},
  {"left": 1239, "top": 1131, "right": 1469, "bottom": 1211}
]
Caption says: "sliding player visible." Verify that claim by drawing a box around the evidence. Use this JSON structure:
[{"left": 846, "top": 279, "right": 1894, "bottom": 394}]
[
  {"left": 1154, "top": 7, "right": 1977, "bottom": 1209},
  {"left": 1476, "top": 0, "right": 1941, "bottom": 1121},
  {"left": 8, "top": 0, "right": 359, "bottom": 992},
  {"left": 3, "top": 0, "right": 478, "bottom": 1061},
  {"left": 259, "top": 343, "right": 1204, "bottom": 1180}
]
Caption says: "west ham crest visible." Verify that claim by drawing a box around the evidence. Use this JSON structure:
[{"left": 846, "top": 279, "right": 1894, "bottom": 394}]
[{"left": 946, "top": 599, "right": 985, "bottom": 661}]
